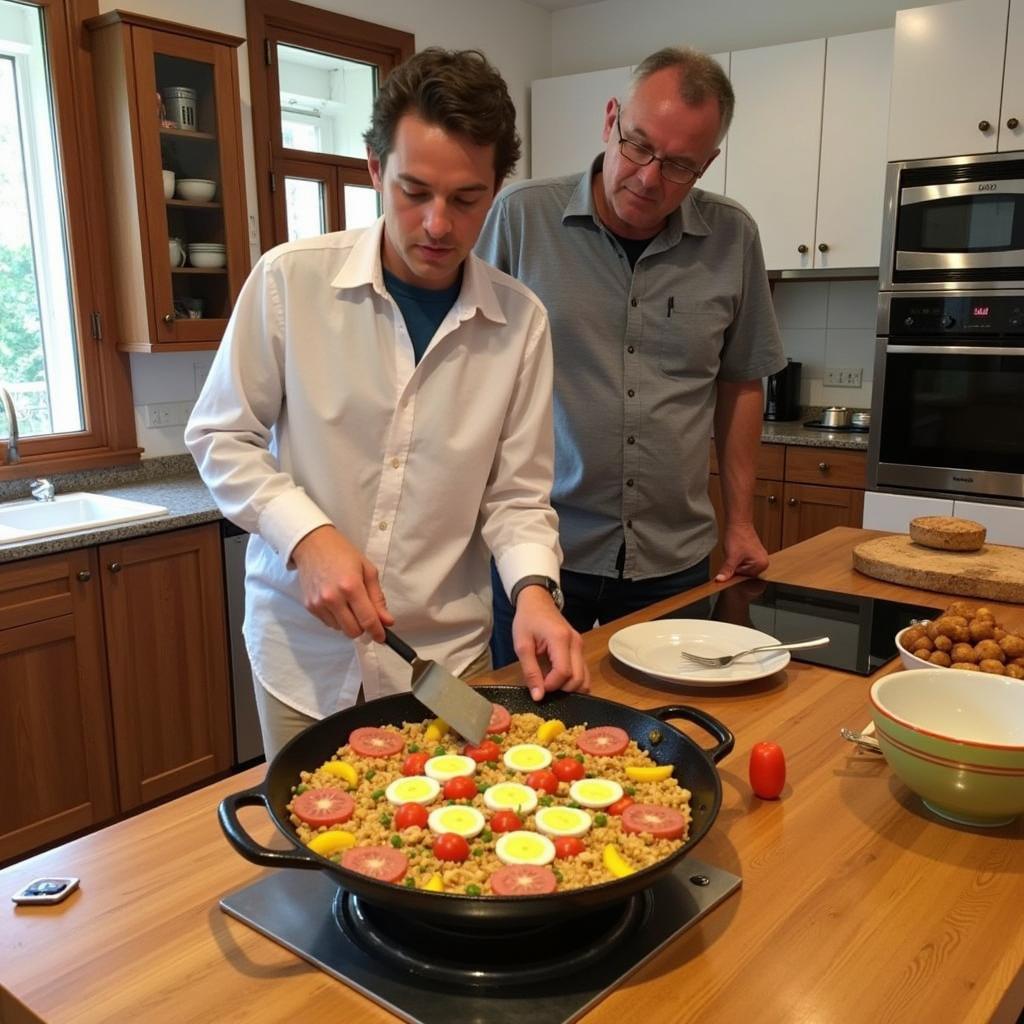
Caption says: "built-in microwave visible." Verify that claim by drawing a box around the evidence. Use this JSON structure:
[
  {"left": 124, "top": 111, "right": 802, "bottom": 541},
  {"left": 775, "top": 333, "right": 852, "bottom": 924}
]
[{"left": 880, "top": 151, "right": 1024, "bottom": 290}]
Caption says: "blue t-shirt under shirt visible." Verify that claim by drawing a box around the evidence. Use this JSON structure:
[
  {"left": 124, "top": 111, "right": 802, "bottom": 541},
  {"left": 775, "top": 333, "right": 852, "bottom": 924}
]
[{"left": 383, "top": 267, "right": 463, "bottom": 364}]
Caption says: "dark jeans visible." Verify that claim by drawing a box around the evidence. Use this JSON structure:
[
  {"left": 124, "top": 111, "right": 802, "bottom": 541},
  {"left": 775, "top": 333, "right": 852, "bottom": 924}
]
[{"left": 490, "top": 556, "right": 710, "bottom": 669}]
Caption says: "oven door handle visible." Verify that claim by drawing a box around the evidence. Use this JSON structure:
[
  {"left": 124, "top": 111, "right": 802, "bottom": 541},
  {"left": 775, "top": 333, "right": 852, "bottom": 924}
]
[
  {"left": 886, "top": 345, "right": 1024, "bottom": 356},
  {"left": 900, "top": 179, "right": 1024, "bottom": 204}
]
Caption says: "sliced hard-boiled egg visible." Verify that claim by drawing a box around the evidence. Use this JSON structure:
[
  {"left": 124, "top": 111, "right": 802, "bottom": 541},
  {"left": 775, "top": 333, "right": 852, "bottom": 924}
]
[
  {"left": 568, "top": 778, "right": 624, "bottom": 809},
  {"left": 424, "top": 754, "right": 476, "bottom": 782},
  {"left": 502, "top": 744, "right": 553, "bottom": 772},
  {"left": 534, "top": 805, "right": 592, "bottom": 838},
  {"left": 495, "top": 830, "right": 556, "bottom": 866},
  {"left": 385, "top": 775, "right": 441, "bottom": 807},
  {"left": 483, "top": 782, "right": 538, "bottom": 815},
  {"left": 427, "top": 804, "right": 486, "bottom": 838}
]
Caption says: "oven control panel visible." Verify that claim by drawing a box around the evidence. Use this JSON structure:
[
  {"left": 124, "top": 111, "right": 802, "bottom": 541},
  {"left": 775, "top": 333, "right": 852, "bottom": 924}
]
[{"left": 888, "top": 295, "right": 1024, "bottom": 338}]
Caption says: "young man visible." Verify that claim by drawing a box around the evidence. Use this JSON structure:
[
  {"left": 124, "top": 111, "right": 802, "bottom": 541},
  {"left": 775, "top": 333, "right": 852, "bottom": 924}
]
[
  {"left": 186, "top": 48, "right": 587, "bottom": 759},
  {"left": 476, "top": 47, "right": 786, "bottom": 666}
]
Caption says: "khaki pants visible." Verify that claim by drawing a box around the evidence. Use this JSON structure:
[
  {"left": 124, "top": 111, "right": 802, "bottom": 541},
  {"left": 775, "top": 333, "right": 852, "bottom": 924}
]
[{"left": 253, "top": 646, "right": 493, "bottom": 762}]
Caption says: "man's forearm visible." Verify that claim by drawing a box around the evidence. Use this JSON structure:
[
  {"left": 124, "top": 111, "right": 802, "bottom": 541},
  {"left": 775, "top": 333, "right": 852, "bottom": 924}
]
[{"left": 713, "top": 379, "right": 764, "bottom": 526}]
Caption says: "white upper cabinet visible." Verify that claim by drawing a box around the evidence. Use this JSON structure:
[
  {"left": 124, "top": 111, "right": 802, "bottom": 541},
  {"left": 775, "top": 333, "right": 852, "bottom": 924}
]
[
  {"left": 816, "top": 29, "right": 894, "bottom": 269},
  {"left": 888, "top": 0, "right": 1011, "bottom": 161},
  {"left": 1000, "top": 0, "right": 1024, "bottom": 150},
  {"left": 727, "top": 39, "right": 826, "bottom": 271},
  {"left": 696, "top": 52, "right": 729, "bottom": 196},
  {"left": 530, "top": 65, "right": 632, "bottom": 180}
]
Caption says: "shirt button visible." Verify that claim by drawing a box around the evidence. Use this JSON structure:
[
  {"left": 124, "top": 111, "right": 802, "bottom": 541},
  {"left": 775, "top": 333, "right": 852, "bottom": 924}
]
[
  {"left": 627, "top": 345, "right": 635, "bottom": 354},
  {"left": 391, "top": 458, "right": 401, "bottom": 469},
  {"left": 627, "top": 435, "right": 636, "bottom": 445},
  {"left": 630, "top": 298, "right": 637, "bottom": 307},
  {"left": 627, "top": 389, "right": 635, "bottom": 397},
  {"left": 378, "top": 521, "right": 389, "bottom": 531},
  {"left": 626, "top": 478, "right": 634, "bottom": 487}
]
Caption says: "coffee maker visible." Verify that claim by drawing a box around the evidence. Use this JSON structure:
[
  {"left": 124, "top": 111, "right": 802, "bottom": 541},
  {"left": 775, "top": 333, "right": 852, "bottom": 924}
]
[{"left": 764, "top": 359, "right": 802, "bottom": 421}]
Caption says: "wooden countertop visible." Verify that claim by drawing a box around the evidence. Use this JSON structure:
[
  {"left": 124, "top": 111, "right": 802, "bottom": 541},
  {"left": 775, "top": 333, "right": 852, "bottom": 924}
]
[{"left": 2, "top": 527, "right": 1022, "bottom": 1024}]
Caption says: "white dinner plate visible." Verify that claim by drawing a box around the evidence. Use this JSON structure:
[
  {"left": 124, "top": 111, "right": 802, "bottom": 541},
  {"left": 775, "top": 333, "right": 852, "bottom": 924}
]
[{"left": 608, "top": 619, "right": 790, "bottom": 686}]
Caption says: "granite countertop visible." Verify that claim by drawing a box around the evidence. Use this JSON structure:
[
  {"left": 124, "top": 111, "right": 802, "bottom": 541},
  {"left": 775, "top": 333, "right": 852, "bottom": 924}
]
[{"left": 759, "top": 419, "right": 869, "bottom": 451}]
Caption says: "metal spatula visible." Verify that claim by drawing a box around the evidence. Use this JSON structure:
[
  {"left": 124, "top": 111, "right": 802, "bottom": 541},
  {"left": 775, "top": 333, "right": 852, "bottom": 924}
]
[{"left": 383, "top": 628, "right": 492, "bottom": 745}]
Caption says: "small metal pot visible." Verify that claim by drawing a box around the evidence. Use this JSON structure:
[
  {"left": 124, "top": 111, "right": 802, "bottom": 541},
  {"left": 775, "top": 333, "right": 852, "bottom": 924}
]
[
  {"left": 821, "top": 406, "right": 851, "bottom": 428},
  {"left": 850, "top": 411, "right": 871, "bottom": 429}
]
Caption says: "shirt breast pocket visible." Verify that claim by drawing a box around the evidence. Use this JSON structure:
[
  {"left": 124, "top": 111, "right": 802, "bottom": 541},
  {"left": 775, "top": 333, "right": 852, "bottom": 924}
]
[{"left": 656, "top": 302, "right": 730, "bottom": 380}]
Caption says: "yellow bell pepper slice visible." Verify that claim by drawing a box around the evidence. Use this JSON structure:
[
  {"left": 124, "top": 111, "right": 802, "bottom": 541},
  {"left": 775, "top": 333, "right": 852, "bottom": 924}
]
[
  {"left": 624, "top": 764, "right": 673, "bottom": 783},
  {"left": 307, "top": 830, "right": 356, "bottom": 857},
  {"left": 321, "top": 760, "right": 359, "bottom": 788},
  {"left": 425, "top": 718, "right": 450, "bottom": 743},
  {"left": 422, "top": 873, "right": 445, "bottom": 892},
  {"left": 536, "top": 719, "right": 566, "bottom": 745},
  {"left": 602, "top": 844, "right": 635, "bottom": 878}
]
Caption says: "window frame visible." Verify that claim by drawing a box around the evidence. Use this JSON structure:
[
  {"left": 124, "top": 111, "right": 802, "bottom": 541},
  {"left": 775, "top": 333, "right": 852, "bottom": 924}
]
[
  {"left": 245, "top": 0, "right": 414, "bottom": 251},
  {"left": 0, "top": 0, "right": 139, "bottom": 478}
]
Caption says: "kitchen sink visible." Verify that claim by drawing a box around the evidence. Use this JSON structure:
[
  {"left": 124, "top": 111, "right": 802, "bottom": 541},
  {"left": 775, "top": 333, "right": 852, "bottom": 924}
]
[{"left": 0, "top": 491, "right": 169, "bottom": 543}]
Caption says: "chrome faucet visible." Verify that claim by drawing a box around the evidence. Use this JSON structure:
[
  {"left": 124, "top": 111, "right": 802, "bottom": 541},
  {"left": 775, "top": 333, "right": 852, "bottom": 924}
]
[
  {"left": 0, "top": 385, "right": 19, "bottom": 464},
  {"left": 30, "top": 478, "right": 55, "bottom": 502}
]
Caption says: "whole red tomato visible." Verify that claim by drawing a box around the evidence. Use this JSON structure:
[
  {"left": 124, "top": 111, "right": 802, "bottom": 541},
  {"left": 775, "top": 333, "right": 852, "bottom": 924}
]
[
  {"left": 553, "top": 836, "right": 585, "bottom": 858},
  {"left": 552, "top": 757, "right": 585, "bottom": 783},
  {"left": 489, "top": 810, "right": 522, "bottom": 833},
  {"left": 749, "top": 741, "right": 786, "bottom": 799},
  {"left": 608, "top": 796, "right": 634, "bottom": 816},
  {"left": 394, "top": 803, "right": 428, "bottom": 829},
  {"left": 525, "top": 769, "right": 559, "bottom": 795},
  {"left": 443, "top": 776, "right": 478, "bottom": 800},
  {"left": 464, "top": 740, "right": 501, "bottom": 763},
  {"left": 401, "top": 752, "right": 430, "bottom": 776},
  {"left": 433, "top": 833, "right": 470, "bottom": 861}
]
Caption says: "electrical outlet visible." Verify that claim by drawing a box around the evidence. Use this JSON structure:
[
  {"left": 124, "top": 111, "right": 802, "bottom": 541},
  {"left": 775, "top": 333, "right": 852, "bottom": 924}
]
[
  {"left": 824, "top": 367, "right": 864, "bottom": 387},
  {"left": 145, "top": 402, "right": 187, "bottom": 428},
  {"left": 248, "top": 214, "right": 258, "bottom": 245}
]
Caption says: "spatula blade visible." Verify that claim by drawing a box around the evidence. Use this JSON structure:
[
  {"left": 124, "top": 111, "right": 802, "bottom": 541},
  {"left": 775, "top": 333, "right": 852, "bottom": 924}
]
[{"left": 410, "top": 660, "right": 492, "bottom": 746}]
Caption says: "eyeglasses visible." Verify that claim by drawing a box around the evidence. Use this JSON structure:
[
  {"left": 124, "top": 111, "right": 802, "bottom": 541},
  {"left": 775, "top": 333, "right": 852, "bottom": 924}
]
[{"left": 614, "top": 103, "right": 703, "bottom": 186}]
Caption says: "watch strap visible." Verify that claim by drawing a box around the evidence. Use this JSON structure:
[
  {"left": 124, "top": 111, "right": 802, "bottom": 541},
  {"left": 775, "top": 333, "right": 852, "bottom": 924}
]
[{"left": 510, "top": 574, "right": 562, "bottom": 610}]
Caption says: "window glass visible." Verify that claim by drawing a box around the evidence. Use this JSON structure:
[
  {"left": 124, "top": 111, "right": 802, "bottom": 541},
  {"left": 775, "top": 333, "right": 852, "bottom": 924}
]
[
  {"left": 0, "top": 1, "right": 83, "bottom": 438},
  {"left": 344, "top": 184, "right": 379, "bottom": 229},
  {"left": 285, "top": 176, "right": 327, "bottom": 241},
  {"left": 277, "top": 43, "right": 376, "bottom": 159}
]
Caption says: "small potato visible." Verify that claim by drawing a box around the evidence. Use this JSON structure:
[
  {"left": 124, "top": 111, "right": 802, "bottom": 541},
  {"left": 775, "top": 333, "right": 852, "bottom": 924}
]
[
  {"left": 998, "top": 634, "right": 1024, "bottom": 659},
  {"left": 928, "top": 650, "right": 952, "bottom": 667},
  {"left": 951, "top": 661, "right": 981, "bottom": 672},
  {"left": 974, "top": 639, "right": 1005, "bottom": 663},
  {"left": 993, "top": 627, "right": 1007, "bottom": 642},
  {"left": 979, "top": 659, "right": 1006, "bottom": 675},
  {"left": 945, "top": 601, "right": 976, "bottom": 619},
  {"left": 925, "top": 620, "right": 942, "bottom": 640},
  {"left": 901, "top": 625, "right": 927, "bottom": 648},
  {"left": 969, "top": 618, "right": 995, "bottom": 642},
  {"left": 912, "top": 636, "right": 934, "bottom": 654},
  {"left": 1012, "top": 657, "right": 1024, "bottom": 669},
  {"left": 975, "top": 607, "right": 996, "bottom": 621},
  {"left": 933, "top": 616, "right": 968, "bottom": 639},
  {"left": 933, "top": 635, "right": 953, "bottom": 652},
  {"left": 1006, "top": 664, "right": 1024, "bottom": 680},
  {"left": 950, "top": 643, "right": 977, "bottom": 664}
]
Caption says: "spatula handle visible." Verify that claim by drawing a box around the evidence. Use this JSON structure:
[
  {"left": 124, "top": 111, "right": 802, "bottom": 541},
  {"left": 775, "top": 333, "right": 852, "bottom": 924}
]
[{"left": 383, "top": 628, "right": 417, "bottom": 665}]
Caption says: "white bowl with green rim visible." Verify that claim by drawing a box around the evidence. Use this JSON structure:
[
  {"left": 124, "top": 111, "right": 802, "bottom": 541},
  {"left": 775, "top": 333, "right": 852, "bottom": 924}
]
[{"left": 869, "top": 668, "right": 1024, "bottom": 827}]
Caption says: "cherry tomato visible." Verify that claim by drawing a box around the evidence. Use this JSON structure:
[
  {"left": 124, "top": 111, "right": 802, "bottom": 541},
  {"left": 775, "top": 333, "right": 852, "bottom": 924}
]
[
  {"left": 394, "top": 803, "right": 429, "bottom": 830},
  {"left": 525, "top": 769, "right": 559, "bottom": 795},
  {"left": 608, "top": 796, "right": 635, "bottom": 816},
  {"left": 749, "top": 741, "right": 786, "bottom": 799},
  {"left": 464, "top": 739, "right": 501, "bottom": 763},
  {"left": 433, "top": 832, "right": 470, "bottom": 862},
  {"left": 443, "top": 776, "right": 478, "bottom": 800},
  {"left": 552, "top": 757, "right": 586, "bottom": 783},
  {"left": 553, "top": 836, "right": 585, "bottom": 859},
  {"left": 401, "top": 752, "right": 430, "bottom": 776},
  {"left": 489, "top": 810, "right": 523, "bottom": 833}
]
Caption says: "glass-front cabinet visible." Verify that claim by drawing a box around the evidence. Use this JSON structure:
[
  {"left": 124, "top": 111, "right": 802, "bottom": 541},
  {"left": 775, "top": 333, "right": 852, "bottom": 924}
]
[{"left": 86, "top": 12, "right": 249, "bottom": 351}]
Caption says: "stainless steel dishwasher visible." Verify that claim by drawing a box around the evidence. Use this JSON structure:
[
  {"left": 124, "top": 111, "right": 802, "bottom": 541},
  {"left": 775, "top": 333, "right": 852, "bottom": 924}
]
[{"left": 221, "top": 520, "right": 264, "bottom": 764}]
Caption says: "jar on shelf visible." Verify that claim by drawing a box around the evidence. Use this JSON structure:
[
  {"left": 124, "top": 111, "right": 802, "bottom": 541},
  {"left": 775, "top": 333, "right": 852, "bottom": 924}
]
[{"left": 162, "top": 86, "right": 197, "bottom": 130}]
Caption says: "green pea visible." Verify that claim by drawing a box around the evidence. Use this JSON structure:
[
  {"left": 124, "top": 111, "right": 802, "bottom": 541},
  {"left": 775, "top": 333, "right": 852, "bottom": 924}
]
[
  {"left": 404, "top": 877, "right": 416, "bottom": 888},
  {"left": 480, "top": 829, "right": 493, "bottom": 843},
  {"left": 364, "top": 769, "right": 376, "bottom": 781},
  {"left": 585, "top": 772, "right": 596, "bottom": 779},
  {"left": 552, "top": 868, "right": 564, "bottom": 883},
  {"left": 574, "top": 754, "right": 585, "bottom": 763},
  {"left": 391, "top": 834, "right": 404, "bottom": 848},
  {"left": 476, "top": 780, "right": 488, "bottom": 793},
  {"left": 379, "top": 813, "right": 392, "bottom": 827},
  {"left": 539, "top": 795, "right": 554, "bottom": 807},
  {"left": 624, "top": 785, "right": 636, "bottom": 796},
  {"left": 471, "top": 847, "right": 484, "bottom": 858},
  {"left": 434, "top": 746, "right": 446, "bottom": 756},
  {"left": 371, "top": 788, "right": 385, "bottom": 801},
  {"left": 465, "top": 884, "right": 482, "bottom": 897},
  {"left": 594, "top": 813, "right": 608, "bottom": 827},
  {"left": 408, "top": 743, "right": 420, "bottom": 753},
  {"left": 568, "top": 801, "right": 581, "bottom": 809},
  {"left": 294, "top": 784, "right": 309, "bottom": 795}
]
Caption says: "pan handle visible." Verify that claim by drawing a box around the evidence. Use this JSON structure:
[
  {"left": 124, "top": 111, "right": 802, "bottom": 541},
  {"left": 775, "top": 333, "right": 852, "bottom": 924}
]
[
  {"left": 647, "top": 705, "right": 735, "bottom": 764},
  {"left": 218, "top": 786, "right": 322, "bottom": 871},
  {"left": 383, "top": 628, "right": 417, "bottom": 665}
]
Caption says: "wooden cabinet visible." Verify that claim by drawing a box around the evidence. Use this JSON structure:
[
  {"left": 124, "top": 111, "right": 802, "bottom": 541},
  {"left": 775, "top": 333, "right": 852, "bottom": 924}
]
[
  {"left": 888, "top": 0, "right": 1023, "bottom": 160},
  {"left": 727, "top": 30, "right": 892, "bottom": 271},
  {"left": 87, "top": 11, "right": 250, "bottom": 352},
  {"left": 0, "top": 524, "right": 231, "bottom": 863},
  {"left": 708, "top": 443, "right": 865, "bottom": 574}
]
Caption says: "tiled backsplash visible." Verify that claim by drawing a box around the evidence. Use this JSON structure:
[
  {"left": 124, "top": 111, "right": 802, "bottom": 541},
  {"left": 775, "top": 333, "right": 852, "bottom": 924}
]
[
  {"left": 131, "top": 351, "right": 216, "bottom": 458},
  {"left": 771, "top": 279, "right": 877, "bottom": 411}
]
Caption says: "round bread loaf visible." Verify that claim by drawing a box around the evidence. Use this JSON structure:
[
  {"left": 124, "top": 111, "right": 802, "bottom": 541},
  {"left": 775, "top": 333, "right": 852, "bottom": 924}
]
[{"left": 909, "top": 516, "right": 987, "bottom": 551}]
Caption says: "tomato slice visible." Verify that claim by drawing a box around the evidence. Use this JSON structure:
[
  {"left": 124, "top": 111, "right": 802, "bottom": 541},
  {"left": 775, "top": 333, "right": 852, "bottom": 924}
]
[
  {"left": 525, "top": 769, "right": 559, "bottom": 795},
  {"left": 621, "top": 803, "right": 686, "bottom": 840},
  {"left": 349, "top": 727, "right": 405, "bottom": 758},
  {"left": 292, "top": 788, "right": 355, "bottom": 827},
  {"left": 489, "top": 809, "right": 523, "bottom": 833},
  {"left": 443, "top": 776, "right": 478, "bottom": 800},
  {"left": 576, "top": 726, "right": 629, "bottom": 756},
  {"left": 433, "top": 832, "right": 471, "bottom": 862},
  {"left": 552, "top": 757, "right": 586, "bottom": 783},
  {"left": 402, "top": 752, "right": 430, "bottom": 776},
  {"left": 749, "top": 741, "right": 786, "bottom": 799},
  {"left": 341, "top": 846, "right": 408, "bottom": 882},
  {"left": 489, "top": 864, "right": 558, "bottom": 896},
  {"left": 553, "top": 836, "right": 585, "bottom": 859},
  {"left": 395, "top": 803, "right": 429, "bottom": 830},
  {"left": 464, "top": 739, "right": 501, "bottom": 763},
  {"left": 487, "top": 704, "right": 512, "bottom": 734}
]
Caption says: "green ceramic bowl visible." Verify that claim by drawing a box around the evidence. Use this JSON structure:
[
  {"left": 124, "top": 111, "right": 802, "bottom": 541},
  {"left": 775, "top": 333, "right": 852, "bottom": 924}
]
[{"left": 869, "top": 668, "right": 1024, "bottom": 827}]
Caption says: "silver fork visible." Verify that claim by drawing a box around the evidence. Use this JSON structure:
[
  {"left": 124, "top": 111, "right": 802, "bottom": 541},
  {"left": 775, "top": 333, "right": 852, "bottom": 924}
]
[{"left": 679, "top": 636, "right": 830, "bottom": 667}]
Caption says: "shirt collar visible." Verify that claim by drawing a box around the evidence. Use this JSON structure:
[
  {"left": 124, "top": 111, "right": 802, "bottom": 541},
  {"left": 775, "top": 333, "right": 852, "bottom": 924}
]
[
  {"left": 330, "top": 216, "right": 506, "bottom": 326},
  {"left": 562, "top": 154, "right": 711, "bottom": 243}
]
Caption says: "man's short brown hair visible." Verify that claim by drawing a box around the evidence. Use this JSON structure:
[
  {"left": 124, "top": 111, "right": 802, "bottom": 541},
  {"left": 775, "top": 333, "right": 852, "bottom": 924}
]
[{"left": 364, "top": 47, "right": 521, "bottom": 186}]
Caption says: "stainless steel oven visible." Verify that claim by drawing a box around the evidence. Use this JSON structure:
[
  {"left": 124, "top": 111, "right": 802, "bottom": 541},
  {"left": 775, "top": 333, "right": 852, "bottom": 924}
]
[
  {"left": 880, "top": 151, "right": 1024, "bottom": 290},
  {"left": 868, "top": 290, "right": 1024, "bottom": 503}
]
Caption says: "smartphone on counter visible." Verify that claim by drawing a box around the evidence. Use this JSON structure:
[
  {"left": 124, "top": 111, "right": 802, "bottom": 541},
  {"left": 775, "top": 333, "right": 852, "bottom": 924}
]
[{"left": 11, "top": 877, "right": 80, "bottom": 905}]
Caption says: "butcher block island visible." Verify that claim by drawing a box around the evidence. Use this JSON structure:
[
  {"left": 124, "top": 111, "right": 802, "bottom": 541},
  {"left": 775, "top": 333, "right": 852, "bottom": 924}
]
[{"left": 2, "top": 528, "right": 1022, "bottom": 1024}]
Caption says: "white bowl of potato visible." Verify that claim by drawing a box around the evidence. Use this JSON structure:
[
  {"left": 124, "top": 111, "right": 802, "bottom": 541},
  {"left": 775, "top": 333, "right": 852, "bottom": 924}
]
[{"left": 896, "top": 601, "right": 1024, "bottom": 677}]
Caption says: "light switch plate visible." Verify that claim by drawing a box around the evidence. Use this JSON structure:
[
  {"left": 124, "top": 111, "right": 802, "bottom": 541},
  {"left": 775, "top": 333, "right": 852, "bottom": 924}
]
[{"left": 824, "top": 367, "right": 863, "bottom": 387}]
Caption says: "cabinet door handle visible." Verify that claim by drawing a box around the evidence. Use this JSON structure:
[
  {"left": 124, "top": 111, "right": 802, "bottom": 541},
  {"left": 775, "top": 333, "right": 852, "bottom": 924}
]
[
  {"left": 787, "top": 497, "right": 799, "bottom": 507},
  {"left": 978, "top": 119, "right": 991, "bottom": 132},
  {"left": 1008, "top": 117, "right": 1020, "bottom": 130},
  {"left": 77, "top": 570, "right": 91, "bottom": 582},
  {"left": 766, "top": 494, "right": 777, "bottom": 504},
  {"left": 817, "top": 461, "right": 830, "bottom": 472},
  {"left": 797, "top": 244, "right": 808, "bottom": 254},
  {"left": 817, "top": 242, "right": 829, "bottom": 253},
  {"left": 162, "top": 313, "right": 175, "bottom": 324},
  {"left": 108, "top": 562, "right": 122, "bottom": 574}
]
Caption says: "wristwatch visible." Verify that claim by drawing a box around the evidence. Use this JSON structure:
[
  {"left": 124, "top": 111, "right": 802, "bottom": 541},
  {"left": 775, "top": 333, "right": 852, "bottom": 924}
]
[{"left": 511, "top": 575, "right": 565, "bottom": 611}]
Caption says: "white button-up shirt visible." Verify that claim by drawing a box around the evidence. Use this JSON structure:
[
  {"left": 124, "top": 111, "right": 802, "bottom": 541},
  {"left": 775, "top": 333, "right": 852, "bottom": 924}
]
[{"left": 185, "top": 219, "right": 561, "bottom": 717}]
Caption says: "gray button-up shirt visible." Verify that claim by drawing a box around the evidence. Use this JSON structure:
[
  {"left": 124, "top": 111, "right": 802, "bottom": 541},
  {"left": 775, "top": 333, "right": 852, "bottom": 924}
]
[{"left": 476, "top": 157, "right": 785, "bottom": 580}]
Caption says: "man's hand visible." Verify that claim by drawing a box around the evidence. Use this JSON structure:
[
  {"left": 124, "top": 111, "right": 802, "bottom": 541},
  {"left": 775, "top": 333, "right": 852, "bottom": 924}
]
[
  {"left": 714, "top": 521, "right": 769, "bottom": 583},
  {"left": 291, "top": 525, "right": 394, "bottom": 640},
  {"left": 511, "top": 587, "right": 589, "bottom": 701}
]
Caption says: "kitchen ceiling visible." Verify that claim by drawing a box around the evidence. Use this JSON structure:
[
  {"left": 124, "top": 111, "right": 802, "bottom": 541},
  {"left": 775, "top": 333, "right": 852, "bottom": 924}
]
[{"left": 523, "top": 0, "right": 604, "bottom": 10}]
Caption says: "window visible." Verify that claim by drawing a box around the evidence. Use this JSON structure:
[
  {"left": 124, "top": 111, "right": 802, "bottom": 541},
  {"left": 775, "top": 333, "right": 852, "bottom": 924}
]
[
  {"left": 245, "top": 0, "right": 414, "bottom": 249},
  {"left": 0, "top": 0, "right": 137, "bottom": 474}
]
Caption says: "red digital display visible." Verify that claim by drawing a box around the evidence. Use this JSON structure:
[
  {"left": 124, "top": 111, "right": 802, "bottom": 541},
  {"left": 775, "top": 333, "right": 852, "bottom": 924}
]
[{"left": 972, "top": 304, "right": 991, "bottom": 318}]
